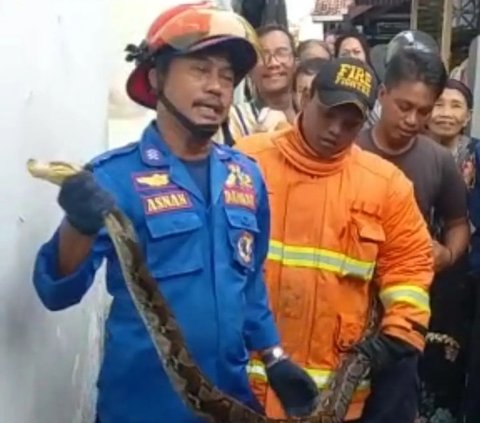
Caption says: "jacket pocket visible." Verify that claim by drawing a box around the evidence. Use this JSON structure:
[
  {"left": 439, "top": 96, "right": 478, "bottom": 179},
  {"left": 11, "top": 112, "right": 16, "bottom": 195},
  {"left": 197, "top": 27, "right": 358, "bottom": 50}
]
[
  {"left": 344, "top": 212, "right": 385, "bottom": 281},
  {"left": 145, "top": 211, "right": 203, "bottom": 279},
  {"left": 225, "top": 208, "right": 259, "bottom": 273},
  {"left": 335, "top": 313, "right": 365, "bottom": 352}
]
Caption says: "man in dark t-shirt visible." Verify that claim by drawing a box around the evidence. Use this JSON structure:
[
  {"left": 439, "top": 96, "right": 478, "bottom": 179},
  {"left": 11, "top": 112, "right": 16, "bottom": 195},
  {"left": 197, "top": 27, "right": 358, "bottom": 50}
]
[
  {"left": 357, "top": 50, "right": 469, "bottom": 271},
  {"left": 356, "top": 50, "right": 469, "bottom": 423},
  {"left": 357, "top": 131, "right": 466, "bottom": 228}
]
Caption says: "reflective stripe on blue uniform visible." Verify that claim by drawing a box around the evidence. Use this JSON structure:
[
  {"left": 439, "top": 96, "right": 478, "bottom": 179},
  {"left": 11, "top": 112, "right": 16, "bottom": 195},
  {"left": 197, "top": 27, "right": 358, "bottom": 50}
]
[{"left": 32, "top": 122, "right": 279, "bottom": 423}]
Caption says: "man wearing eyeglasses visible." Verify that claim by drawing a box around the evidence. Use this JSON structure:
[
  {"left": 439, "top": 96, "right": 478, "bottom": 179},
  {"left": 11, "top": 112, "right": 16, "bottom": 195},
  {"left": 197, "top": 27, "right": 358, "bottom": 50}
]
[{"left": 227, "top": 25, "right": 297, "bottom": 140}]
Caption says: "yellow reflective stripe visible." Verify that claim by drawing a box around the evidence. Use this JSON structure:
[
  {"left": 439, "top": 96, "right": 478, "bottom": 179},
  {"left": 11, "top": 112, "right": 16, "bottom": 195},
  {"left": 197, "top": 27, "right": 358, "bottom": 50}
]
[
  {"left": 246, "top": 361, "right": 267, "bottom": 381},
  {"left": 246, "top": 360, "right": 370, "bottom": 391},
  {"left": 268, "top": 240, "right": 375, "bottom": 281},
  {"left": 379, "top": 284, "right": 430, "bottom": 312}
]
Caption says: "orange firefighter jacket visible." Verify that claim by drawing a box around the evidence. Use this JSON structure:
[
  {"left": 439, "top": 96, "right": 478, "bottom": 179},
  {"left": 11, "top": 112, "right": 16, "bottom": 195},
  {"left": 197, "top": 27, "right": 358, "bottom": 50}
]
[{"left": 235, "top": 123, "right": 434, "bottom": 420}]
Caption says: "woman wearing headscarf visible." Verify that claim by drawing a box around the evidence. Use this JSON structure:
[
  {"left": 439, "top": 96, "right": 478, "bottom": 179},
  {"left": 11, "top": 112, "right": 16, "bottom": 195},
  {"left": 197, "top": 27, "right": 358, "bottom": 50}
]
[
  {"left": 417, "top": 79, "right": 477, "bottom": 423},
  {"left": 335, "top": 31, "right": 371, "bottom": 65},
  {"left": 427, "top": 79, "right": 476, "bottom": 183}
]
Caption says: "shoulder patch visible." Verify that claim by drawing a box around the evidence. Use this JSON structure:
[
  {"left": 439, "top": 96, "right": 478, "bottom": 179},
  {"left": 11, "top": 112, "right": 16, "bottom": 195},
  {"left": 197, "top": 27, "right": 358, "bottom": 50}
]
[{"left": 88, "top": 141, "right": 138, "bottom": 168}]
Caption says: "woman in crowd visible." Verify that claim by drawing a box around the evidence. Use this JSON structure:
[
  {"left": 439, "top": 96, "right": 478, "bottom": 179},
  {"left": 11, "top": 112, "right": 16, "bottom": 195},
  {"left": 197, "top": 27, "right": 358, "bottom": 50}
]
[
  {"left": 296, "top": 39, "right": 331, "bottom": 62},
  {"left": 324, "top": 30, "right": 337, "bottom": 56},
  {"left": 427, "top": 79, "right": 476, "bottom": 181},
  {"left": 335, "top": 32, "right": 371, "bottom": 64},
  {"left": 292, "top": 58, "right": 327, "bottom": 111},
  {"left": 417, "top": 79, "right": 477, "bottom": 423}
]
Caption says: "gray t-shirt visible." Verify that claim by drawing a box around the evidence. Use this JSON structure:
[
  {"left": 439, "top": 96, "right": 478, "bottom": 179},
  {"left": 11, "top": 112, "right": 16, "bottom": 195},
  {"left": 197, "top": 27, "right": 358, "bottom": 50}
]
[
  {"left": 363, "top": 100, "right": 381, "bottom": 130},
  {"left": 357, "top": 130, "right": 467, "bottom": 229}
]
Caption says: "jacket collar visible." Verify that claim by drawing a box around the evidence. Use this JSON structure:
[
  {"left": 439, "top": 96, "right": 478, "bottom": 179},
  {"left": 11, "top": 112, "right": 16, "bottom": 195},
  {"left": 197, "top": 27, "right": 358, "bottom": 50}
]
[
  {"left": 138, "top": 121, "right": 233, "bottom": 203},
  {"left": 275, "top": 115, "right": 355, "bottom": 177}
]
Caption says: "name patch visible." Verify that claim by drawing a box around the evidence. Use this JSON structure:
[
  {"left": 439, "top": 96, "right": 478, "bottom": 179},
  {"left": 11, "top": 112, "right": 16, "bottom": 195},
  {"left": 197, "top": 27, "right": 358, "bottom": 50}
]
[
  {"left": 224, "top": 163, "right": 256, "bottom": 209},
  {"left": 224, "top": 188, "right": 256, "bottom": 210},
  {"left": 132, "top": 171, "right": 171, "bottom": 191},
  {"left": 335, "top": 63, "right": 373, "bottom": 97},
  {"left": 143, "top": 191, "right": 192, "bottom": 215}
]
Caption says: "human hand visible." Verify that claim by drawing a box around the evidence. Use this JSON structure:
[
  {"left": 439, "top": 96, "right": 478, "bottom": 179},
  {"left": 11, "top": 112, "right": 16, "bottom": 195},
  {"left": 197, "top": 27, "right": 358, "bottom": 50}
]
[
  {"left": 58, "top": 171, "right": 115, "bottom": 235},
  {"left": 266, "top": 358, "right": 318, "bottom": 417},
  {"left": 432, "top": 240, "right": 453, "bottom": 272}
]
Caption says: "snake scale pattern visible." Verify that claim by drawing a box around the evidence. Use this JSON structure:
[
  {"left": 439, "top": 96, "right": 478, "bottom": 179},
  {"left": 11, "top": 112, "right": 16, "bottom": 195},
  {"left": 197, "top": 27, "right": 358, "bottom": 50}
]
[{"left": 27, "top": 159, "right": 379, "bottom": 423}]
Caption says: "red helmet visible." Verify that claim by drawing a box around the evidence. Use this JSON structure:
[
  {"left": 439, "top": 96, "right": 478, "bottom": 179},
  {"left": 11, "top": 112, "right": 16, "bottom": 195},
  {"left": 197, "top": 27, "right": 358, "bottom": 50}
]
[{"left": 125, "top": 2, "right": 261, "bottom": 109}]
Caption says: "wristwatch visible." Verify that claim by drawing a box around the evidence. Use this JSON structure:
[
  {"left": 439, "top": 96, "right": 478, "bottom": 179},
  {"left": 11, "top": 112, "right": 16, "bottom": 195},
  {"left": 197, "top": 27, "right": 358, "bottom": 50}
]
[{"left": 261, "top": 346, "right": 287, "bottom": 368}]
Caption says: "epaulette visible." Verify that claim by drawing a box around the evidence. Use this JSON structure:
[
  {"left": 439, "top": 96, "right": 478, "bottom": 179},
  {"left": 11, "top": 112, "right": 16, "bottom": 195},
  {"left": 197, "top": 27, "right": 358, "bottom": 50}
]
[{"left": 88, "top": 141, "right": 138, "bottom": 168}]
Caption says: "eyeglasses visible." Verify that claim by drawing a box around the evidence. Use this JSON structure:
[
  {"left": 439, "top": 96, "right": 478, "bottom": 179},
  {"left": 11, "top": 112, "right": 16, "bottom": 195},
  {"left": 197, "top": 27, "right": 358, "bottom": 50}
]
[{"left": 261, "top": 47, "right": 294, "bottom": 64}]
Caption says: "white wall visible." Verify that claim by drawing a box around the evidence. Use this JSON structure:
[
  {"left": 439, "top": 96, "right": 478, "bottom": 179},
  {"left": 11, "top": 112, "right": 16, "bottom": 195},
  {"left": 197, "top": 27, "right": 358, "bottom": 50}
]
[{"left": 0, "top": 2, "right": 110, "bottom": 423}]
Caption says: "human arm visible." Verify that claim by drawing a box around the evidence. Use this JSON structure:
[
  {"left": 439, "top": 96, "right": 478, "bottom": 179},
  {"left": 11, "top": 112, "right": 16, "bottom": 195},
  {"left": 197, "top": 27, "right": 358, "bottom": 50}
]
[
  {"left": 375, "top": 170, "right": 434, "bottom": 352},
  {"left": 58, "top": 221, "right": 96, "bottom": 276},
  {"left": 434, "top": 153, "right": 469, "bottom": 272},
  {"left": 356, "top": 172, "right": 434, "bottom": 371},
  {"left": 433, "top": 219, "right": 470, "bottom": 273},
  {"left": 32, "top": 170, "right": 114, "bottom": 310}
]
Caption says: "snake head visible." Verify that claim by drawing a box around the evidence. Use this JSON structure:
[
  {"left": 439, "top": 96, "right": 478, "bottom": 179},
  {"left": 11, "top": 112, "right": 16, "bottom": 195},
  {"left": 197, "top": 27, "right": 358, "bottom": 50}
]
[{"left": 26, "top": 159, "right": 83, "bottom": 186}]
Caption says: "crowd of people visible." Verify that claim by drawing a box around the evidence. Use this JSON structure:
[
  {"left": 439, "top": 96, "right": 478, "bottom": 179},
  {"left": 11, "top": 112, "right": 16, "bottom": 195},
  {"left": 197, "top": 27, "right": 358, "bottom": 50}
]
[
  {"left": 225, "top": 20, "right": 479, "bottom": 423},
  {"left": 30, "top": 2, "right": 480, "bottom": 423}
]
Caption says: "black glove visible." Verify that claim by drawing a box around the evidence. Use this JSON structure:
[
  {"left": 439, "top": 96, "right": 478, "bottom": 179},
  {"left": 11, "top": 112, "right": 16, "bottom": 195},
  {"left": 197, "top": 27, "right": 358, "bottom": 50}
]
[
  {"left": 58, "top": 170, "right": 115, "bottom": 235},
  {"left": 266, "top": 358, "right": 318, "bottom": 417},
  {"left": 354, "top": 333, "right": 417, "bottom": 373}
]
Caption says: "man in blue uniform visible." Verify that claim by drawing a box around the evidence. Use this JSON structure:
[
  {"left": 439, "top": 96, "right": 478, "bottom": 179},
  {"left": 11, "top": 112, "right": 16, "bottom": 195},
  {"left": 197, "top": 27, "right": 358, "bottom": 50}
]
[{"left": 32, "top": 4, "right": 317, "bottom": 423}]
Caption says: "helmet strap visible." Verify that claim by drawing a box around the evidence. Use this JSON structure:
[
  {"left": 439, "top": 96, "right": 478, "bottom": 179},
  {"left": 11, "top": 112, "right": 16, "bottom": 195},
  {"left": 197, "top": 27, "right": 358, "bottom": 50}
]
[{"left": 157, "top": 90, "right": 219, "bottom": 142}]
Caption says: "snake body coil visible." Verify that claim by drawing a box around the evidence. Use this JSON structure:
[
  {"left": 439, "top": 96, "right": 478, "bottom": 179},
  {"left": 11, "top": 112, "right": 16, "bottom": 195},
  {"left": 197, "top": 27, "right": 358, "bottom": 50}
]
[{"left": 27, "top": 159, "right": 378, "bottom": 423}]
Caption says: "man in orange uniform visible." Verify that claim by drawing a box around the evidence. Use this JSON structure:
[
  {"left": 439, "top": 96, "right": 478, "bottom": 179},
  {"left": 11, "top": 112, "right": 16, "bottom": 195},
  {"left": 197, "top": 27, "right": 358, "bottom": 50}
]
[{"left": 236, "top": 58, "right": 434, "bottom": 421}]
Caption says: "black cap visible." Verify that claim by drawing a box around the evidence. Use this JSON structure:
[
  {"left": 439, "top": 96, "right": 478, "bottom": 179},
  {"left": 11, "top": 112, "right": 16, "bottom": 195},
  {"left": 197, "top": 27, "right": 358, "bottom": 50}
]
[{"left": 312, "top": 57, "right": 377, "bottom": 116}]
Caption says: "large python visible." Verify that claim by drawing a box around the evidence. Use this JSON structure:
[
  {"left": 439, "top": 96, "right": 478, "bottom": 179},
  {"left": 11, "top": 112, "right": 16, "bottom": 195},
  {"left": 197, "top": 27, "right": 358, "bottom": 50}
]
[{"left": 27, "top": 159, "right": 380, "bottom": 423}]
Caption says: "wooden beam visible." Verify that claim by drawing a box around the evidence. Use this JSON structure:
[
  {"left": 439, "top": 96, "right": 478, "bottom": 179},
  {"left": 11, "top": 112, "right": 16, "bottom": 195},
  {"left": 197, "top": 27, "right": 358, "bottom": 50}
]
[
  {"left": 410, "top": 0, "right": 419, "bottom": 29},
  {"left": 440, "top": 0, "right": 454, "bottom": 69}
]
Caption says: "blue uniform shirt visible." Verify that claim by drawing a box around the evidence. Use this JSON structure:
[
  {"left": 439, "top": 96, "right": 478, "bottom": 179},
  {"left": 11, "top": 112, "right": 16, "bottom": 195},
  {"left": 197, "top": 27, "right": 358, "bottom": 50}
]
[
  {"left": 32, "top": 122, "right": 279, "bottom": 423},
  {"left": 469, "top": 139, "right": 480, "bottom": 274}
]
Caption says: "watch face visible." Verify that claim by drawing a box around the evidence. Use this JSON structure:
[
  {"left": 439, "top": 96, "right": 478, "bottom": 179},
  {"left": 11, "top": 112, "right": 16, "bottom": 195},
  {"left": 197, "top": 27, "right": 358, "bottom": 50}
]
[{"left": 272, "top": 346, "right": 284, "bottom": 359}]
